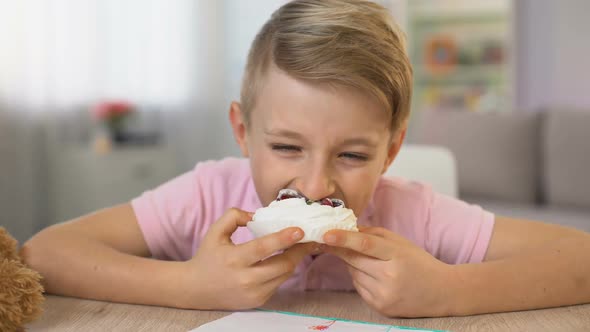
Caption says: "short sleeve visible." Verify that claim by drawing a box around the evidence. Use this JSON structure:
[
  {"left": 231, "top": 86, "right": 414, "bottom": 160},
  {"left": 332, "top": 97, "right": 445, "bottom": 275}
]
[
  {"left": 130, "top": 158, "right": 257, "bottom": 261},
  {"left": 371, "top": 177, "right": 494, "bottom": 265},
  {"left": 425, "top": 192, "right": 495, "bottom": 264},
  {"left": 131, "top": 163, "right": 210, "bottom": 261}
]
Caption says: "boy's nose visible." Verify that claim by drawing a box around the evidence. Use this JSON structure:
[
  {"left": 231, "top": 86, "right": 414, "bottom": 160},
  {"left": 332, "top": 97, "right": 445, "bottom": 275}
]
[{"left": 295, "top": 164, "right": 336, "bottom": 201}]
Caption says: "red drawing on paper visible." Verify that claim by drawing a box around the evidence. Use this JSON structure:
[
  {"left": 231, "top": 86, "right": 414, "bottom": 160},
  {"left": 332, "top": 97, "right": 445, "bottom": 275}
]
[{"left": 309, "top": 320, "right": 336, "bottom": 330}]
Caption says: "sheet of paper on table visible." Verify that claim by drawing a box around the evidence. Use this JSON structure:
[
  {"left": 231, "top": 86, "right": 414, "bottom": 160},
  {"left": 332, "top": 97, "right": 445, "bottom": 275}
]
[{"left": 189, "top": 310, "right": 446, "bottom": 332}]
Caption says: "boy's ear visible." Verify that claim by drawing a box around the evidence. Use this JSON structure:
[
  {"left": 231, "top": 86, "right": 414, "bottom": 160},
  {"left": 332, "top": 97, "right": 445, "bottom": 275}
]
[
  {"left": 229, "top": 101, "right": 249, "bottom": 157},
  {"left": 381, "top": 127, "right": 407, "bottom": 174}
]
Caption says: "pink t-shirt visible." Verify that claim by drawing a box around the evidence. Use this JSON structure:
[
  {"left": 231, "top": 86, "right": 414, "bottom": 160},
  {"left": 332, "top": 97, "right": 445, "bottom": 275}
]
[{"left": 132, "top": 157, "right": 494, "bottom": 291}]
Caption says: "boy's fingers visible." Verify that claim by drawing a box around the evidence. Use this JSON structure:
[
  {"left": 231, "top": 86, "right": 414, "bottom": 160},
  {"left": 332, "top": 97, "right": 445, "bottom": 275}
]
[
  {"left": 361, "top": 227, "right": 413, "bottom": 246},
  {"left": 324, "top": 246, "right": 381, "bottom": 280},
  {"left": 208, "top": 208, "right": 254, "bottom": 244},
  {"left": 237, "top": 227, "right": 305, "bottom": 265},
  {"left": 255, "top": 242, "right": 318, "bottom": 280},
  {"left": 324, "top": 246, "right": 369, "bottom": 271},
  {"left": 279, "top": 242, "right": 318, "bottom": 268},
  {"left": 323, "top": 230, "right": 392, "bottom": 260},
  {"left": 324, "top": 246, "right": 356, "bottom": 265},
  {"left": 361, "top": 226, "right": 397, "bottom": 240},
  {"left": 259, "top": 271, "right": 296, "bottom": 300}
]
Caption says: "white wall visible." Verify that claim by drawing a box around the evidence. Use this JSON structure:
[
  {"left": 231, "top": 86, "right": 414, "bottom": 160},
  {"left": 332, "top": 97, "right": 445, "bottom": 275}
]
[
  {"left": 178, "top": 0, "right": 289, "bottom": 169},
  {"left": 516, "top": 0, "right": 590, "bottom": 111},
  {"left": 0, "top": 112, "right": 39, "bottom": 243}
]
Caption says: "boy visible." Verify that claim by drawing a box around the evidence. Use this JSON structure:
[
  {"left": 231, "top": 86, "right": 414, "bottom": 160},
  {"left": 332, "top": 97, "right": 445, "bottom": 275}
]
[{"left": 22, "top": 0, "right": 590, "bottom": 317}]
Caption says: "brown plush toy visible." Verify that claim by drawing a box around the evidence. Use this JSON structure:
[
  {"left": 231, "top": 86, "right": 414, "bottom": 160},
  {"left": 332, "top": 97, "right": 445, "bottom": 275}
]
[{"left": 0, "top": 227, "right": 44, "bottom": 331}]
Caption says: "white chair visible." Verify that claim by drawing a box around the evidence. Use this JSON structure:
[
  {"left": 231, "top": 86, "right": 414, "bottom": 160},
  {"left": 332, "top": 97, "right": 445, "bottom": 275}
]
[{"left": 385, "top": 144, "right": 458, "bottom": 197}]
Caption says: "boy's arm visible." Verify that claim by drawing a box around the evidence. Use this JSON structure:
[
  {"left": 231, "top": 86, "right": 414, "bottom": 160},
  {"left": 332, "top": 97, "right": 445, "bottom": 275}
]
[
  {"left": 20, "top": 203, "right": 189, "bottom": 308},
  {"left": 448, "top": 217, "right": 590, "bottom": 315},
  {"left": 22, "top": 204, "right": 316, "bottom": 310},
  {"left": 323, "top": 218, "right": 590, "bottom": 317}
]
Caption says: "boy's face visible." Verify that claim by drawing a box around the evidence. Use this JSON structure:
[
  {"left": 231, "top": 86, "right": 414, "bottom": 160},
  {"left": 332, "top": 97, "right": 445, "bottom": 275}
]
[{"left": 230, "top": 67, "right": 404, "bottom": 217}]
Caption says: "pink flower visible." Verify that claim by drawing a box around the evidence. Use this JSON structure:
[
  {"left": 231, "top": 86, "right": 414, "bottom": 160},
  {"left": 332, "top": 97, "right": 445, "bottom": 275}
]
[{"left": 92, "top": 100, "right": 135, "bottom": 120}]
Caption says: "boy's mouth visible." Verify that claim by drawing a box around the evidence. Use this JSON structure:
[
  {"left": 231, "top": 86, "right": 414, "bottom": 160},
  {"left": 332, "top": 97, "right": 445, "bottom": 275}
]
[{"left": 275, "top": 189, "right": 345, "bottom": 207}]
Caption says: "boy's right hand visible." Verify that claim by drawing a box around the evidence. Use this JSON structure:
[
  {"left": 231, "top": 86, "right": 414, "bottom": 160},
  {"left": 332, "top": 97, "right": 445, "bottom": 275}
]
[{"left": 181, "top": 208, "right": 319, "bottom": 310}]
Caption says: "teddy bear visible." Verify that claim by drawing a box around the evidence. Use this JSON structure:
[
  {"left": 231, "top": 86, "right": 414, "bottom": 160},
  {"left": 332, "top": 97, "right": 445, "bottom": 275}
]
[{"left": 0, "top": 227, "right": 44, "bottom": 331}]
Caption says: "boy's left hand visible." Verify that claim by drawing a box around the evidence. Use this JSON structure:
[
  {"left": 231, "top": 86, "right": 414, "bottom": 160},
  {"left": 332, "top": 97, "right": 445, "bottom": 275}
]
[{"left": 323, "top": 227, "right": 452, "bottom": 318}]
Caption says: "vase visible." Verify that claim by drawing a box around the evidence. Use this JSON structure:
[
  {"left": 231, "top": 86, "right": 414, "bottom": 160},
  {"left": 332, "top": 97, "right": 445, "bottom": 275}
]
[{"left": 108, "top": 126, "right": 131, "bottom": 144}]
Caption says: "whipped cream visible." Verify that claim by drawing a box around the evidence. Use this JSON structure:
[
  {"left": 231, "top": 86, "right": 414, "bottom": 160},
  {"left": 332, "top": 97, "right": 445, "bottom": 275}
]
[
  {"left": 247, "top": 197, "right": 358, "bottom": 243},
  {"left": 253, "top": 198, "right": 356, "bottom": 225}
]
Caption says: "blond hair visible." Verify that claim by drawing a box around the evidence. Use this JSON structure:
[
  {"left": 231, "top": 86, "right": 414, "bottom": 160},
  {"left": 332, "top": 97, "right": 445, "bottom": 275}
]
[{"left": 241, "top": 0, "right": 413, "bottom": 133}]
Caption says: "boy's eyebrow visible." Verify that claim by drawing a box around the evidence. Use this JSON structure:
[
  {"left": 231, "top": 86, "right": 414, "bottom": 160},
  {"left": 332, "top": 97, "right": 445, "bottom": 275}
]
[
  {"left": 264, "top": 129, "right": 305, "bottom": 140},
  {"left": 341, "top": 137, "right": 378, "bottom": 148},
  {"left": 265, "top": 129, "right": 378, "bottom": 148}
]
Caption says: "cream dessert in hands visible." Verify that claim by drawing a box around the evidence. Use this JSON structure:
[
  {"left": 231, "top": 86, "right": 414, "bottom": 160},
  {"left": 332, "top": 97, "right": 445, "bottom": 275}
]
[{"left": 247, "top": 189, "right": 358, "bottom": 243}]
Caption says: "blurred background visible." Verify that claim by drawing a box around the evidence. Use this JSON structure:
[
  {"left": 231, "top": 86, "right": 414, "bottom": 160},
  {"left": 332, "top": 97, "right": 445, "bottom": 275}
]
[{"left": 1, "top": 0, "right": 589, "bottom": 243}]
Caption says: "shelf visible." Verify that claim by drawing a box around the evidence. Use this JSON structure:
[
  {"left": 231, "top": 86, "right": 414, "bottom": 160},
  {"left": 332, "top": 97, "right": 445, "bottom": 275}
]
[
  {"left": 410, "top": 13, "right": 507, "bottom": 25},
  {"left": 414, "top": 65, "right": 505, "bottom": 84},
  {"left": 406, "top": 0, "right": 513, "bottom": 114}
]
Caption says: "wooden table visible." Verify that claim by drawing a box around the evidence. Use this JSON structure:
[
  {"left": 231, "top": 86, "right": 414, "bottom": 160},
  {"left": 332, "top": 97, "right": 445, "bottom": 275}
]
[{"left": 28, "top": 292, "right": 590, "bottom": 331}]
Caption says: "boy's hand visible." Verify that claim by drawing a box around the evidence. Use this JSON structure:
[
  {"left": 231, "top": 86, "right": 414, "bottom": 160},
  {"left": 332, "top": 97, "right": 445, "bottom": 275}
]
[
  {"left": 183, "top": 208, "right": 319, "bottom": 310},
  {"left": 323, "top": 227, "right": 452, "bottom": 317}
]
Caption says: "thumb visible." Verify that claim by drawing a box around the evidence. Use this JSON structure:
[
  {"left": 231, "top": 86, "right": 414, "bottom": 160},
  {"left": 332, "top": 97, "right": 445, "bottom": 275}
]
[
  {"left": 207, "top": 208, "right": 254, "bottom": 244},
  {"left": 361, "top": 226, "right": 405, "bottom": 242}
]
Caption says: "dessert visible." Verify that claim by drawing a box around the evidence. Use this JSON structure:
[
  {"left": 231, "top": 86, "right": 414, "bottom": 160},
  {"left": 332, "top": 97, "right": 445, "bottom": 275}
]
[{"left": 247, "top": 189, "right": 358, "bottom": 243}]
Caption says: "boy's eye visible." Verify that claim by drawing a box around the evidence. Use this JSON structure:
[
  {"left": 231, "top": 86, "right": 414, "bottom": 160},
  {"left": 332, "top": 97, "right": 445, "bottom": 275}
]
[
  {"left": 339, "top": 152, "right": 368, "bottom": 161},
  {"left": 271, "top": 144, "right": 302, "bottom": 152}
]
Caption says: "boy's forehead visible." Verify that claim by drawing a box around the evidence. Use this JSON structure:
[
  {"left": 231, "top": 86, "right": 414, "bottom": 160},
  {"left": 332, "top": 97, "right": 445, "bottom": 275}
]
[
  {"left": 258, "top": 67, "right": 334, "bottom": 102},
  {"left": 255, "top": 67, "right": 390, "bottom": 126},
  {"left": 248, "top": 78, "right": 391, "bottom": 147}
]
